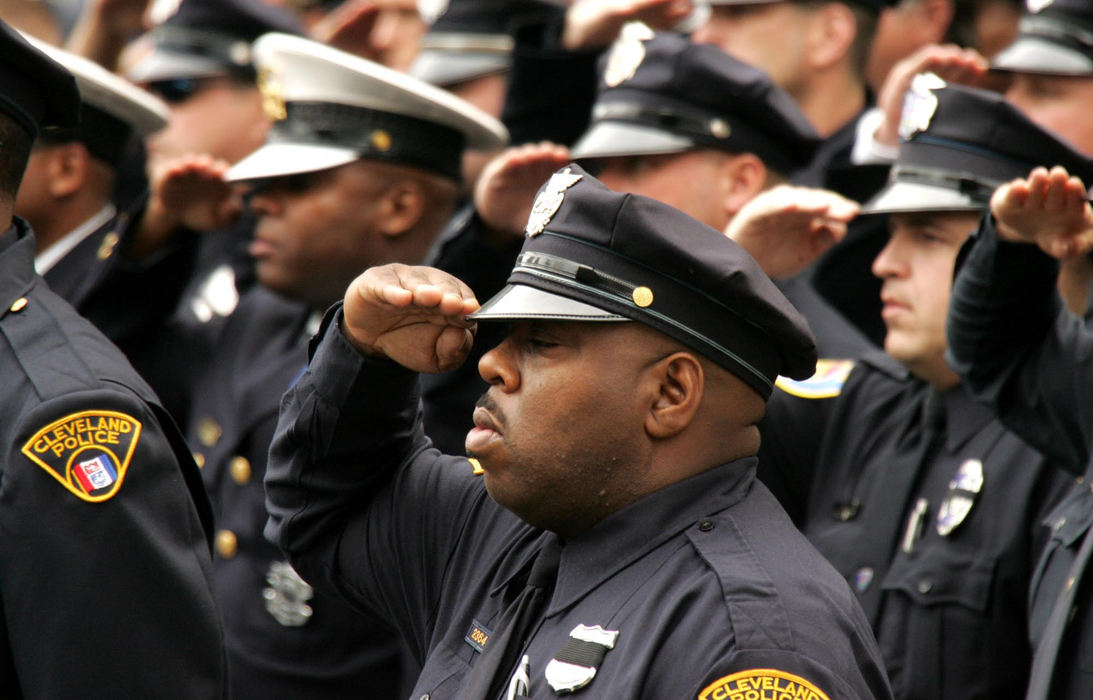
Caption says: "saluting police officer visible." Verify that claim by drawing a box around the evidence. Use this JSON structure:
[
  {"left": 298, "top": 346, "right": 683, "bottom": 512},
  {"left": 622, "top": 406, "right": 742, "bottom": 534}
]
[
  {"left": 752, "top": 78, "right": 1082, "bottom": 698},
  {"left": 0, "top": 20, "right": 226, "bottom": 698},
  {"left": 264, "top": 164, "right": 894, "bottom": 699},
  {"left": 182, "top": 32, "right": 508, "bottom": 698}
]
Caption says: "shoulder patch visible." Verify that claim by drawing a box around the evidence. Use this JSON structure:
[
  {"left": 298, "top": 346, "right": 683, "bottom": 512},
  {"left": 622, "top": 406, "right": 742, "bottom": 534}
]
[
  {"left": 699, "top": 669, "right": 831, "bottom": 700},
  {"left": 21, "top": 410, "right": 142, "bottom": 503},
  {"left": 468, "top": 457, "right": 484, "bottom": 475},
  {"left": 774, "top": 359, "right": 855, "bottom": 399}
]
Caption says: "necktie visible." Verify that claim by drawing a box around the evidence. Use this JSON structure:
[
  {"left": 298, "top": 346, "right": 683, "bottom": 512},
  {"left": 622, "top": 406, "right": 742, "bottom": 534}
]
[{"left": 462, "top": 535, "right": 562, "bottom": 700}]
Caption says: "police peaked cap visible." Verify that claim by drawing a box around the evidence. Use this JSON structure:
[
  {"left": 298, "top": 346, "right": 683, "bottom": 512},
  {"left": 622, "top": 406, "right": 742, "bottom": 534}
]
[
  {"left": 411, "top": 0, "right": 566, "bottom": 86},
  {"left": 992, "top": 0, "right": 1093, "bottom": 76},
  {"left": 23, "top": 35, "right": 168, "bottom": 165},
  {"left": 572, "top": 31, "right": 819, "bottom": 176},
  {"left": 470, "top": 164, "right": 818, "bottom": 399},
  {"left": 864, "top": 78, "right": 1093, "bottom": 214},
  {"left": 0, "top": 20, "right": 79, "bottom": 138},
  {"left": 226, "top": 33, "right": 507, "bottom": 184},
  {"left": 128, "top": 0, "right": 304, "bottom": 83}
]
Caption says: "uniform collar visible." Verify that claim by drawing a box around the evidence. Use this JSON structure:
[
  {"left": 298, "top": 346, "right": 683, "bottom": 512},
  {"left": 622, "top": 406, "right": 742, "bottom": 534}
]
[
  {"left": 546, "top": 458, "right": 757, "bottom": 614},
  {"left": 0, "top": 218, "right": 38, "bottom": 317},
  {"left": 940, "top": 383, "right": 995, "bottom": 453}
]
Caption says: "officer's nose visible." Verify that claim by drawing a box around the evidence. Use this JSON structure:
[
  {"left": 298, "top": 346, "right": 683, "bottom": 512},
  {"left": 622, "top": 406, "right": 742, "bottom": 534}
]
[
  {"left": 246, "top": 187, "right": 284, "bottom": 218},
  {"left": 478, "top": 336, "right": 520, "bottom": 392}
]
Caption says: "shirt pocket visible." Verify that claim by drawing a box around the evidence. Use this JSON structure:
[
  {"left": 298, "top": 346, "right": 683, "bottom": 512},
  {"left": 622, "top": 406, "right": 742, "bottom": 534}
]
[{"left": 880, "top": 546, "right": 1001, "bottom": 698}]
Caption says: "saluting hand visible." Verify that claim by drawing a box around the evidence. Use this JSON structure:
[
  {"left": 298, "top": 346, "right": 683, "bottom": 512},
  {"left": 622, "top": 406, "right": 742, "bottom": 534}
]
[
  {"left": 725, "top": 185, "right": 859, "bottom": 280},
  {"left": 342, "top": 264, "right": 480, "bottom": 373},
  {"left": 475, "top": 142, "right": 571, "bottom": 244},
  {"left": 992, "top": 166, "right": 1093, "bottom": 259}
]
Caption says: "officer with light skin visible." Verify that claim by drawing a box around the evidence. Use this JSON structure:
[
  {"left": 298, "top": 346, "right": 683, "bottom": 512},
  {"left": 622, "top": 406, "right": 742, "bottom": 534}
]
[
  {"left": 734, "top": 78, "right": 1082, "bottom": 698},
  {"left": 946, "top": 167, "right": 1093, "bottom": 699}
]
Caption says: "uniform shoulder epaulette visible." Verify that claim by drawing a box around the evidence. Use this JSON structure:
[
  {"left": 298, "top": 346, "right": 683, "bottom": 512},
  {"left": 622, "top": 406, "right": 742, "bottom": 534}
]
[{"left": 774, "top": 358, "right": 855, "bottom": 399}]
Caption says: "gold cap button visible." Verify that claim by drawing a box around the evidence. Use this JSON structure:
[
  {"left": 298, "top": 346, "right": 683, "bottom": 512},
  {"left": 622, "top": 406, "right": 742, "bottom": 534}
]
[
  {"left": 632, "top": 286, "right": 654, "bottom": 308},
  {"left": 230, "top": 456, "right": 251, "bottom": 485},
  {"left": 216, "top": 530, "right": 238, "bottom": 559}
]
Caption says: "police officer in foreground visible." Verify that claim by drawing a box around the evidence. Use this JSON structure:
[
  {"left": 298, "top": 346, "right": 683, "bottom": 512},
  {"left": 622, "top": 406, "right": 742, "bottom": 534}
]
[
  {"left": 0, "top": 20, "right": 226, "bottom": 698},
  {"left": 946, "top": 169, "right": 1093, "bottom": 697},
  {"left": 265, "top": 165, "right": 893, "bottom": 698},
  {"left": 750, "top": 77, "right": 1081, "bottom": 698}
]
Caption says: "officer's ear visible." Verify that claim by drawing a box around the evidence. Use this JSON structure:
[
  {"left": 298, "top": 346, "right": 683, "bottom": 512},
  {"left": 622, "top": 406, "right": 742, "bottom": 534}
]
[
  {"left": 804, "top": 2, "right": 857, "bottom": 72},
  {"left": 644, "top": 351, "right": 704, "bottom": 440},
  {"left": 375, "top": 178, "right": 427, "bottom": 238},
  {"left": 720, "top": 153, "right": 768, "bottom": 220},
  {"left": 46, "top": 142, "right": 91, "bottom": 199}
]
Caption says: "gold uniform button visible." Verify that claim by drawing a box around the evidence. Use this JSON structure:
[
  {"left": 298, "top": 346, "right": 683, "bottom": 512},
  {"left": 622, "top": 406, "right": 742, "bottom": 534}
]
[
  {"left": 197, "top": 417, "right": 222, "bottom": 447},
  {"left": 216, "top": 530, "right": 238, "bottom": 559},
  {"left": 632, "top": 286, "right": 653, "bottom": 307},
  {"left": 9, "top": 297, "right": 27, "bottom": 313},
  {"left": 230, "top": 456, "right": 251, "bottom": 485},
  {"left": 193, "top": 452, "right": 206, "bottom": 469}
]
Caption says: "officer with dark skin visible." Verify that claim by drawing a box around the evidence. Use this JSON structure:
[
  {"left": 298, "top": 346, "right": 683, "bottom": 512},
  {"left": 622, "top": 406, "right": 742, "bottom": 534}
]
[
  {"left": 0, "top": 20, "right": 226, "bottom": 699},
  {"left": 946, "top": 165, "right": 1093, "bottom": 700},
  {"left": 265, "top": 166, "right": 893, "bottom": 698}
]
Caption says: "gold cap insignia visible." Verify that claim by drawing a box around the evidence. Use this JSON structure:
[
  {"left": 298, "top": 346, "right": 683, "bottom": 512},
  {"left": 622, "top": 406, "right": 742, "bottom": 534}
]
[
  {"left": 898, "top": 72, "right": 946, "bottom": 141},
  {"left": 258, "top": 67, "right": 287, "bottom": 122},
  {"left": 21, "top": 410, "right": 143, "bottom": 503},
  {"left": 603, "top": 22, "right": 654, "bottom": 88},
  {"left": 526, "top": 168, "right": 584, "bottom": 237}
]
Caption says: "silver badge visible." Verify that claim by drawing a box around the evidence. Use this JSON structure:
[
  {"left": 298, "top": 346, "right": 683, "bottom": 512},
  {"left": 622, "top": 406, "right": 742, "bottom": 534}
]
[
  {"left": 525, "top": 168, "right": 583, "bottom": 236},
  {"left": 544, "top": 624, "right": 619, "bottom": 694},
  {"left": 898, "top": 72, "right": 947, "bottom": 142},
  {"left": 417, "top": 0, "right": 449, "bottom": 25},
  {"left": 603, "top": 22, "right": 654, "bottom": 87},
  {"left": 1027, "top": 0, "right": 1054, "bottom": 13},
  {"left": 937, "top": 459, "right": 984, "bottom": 536},
  {"left": 263, "top": 560, "right": 314, "bottom": 627}
]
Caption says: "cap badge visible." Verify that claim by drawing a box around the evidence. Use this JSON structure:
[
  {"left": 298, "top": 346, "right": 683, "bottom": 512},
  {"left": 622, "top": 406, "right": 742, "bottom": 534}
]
[
  {"left": 544, "top": 624, "right": 619, "bottom": 694},
  {"left": 526, "top": 168, "right": 583, "bottom": 237},
  {"left": 264, "top": 561, "right": 314, "bottom": 626},
  {"left": 258, "top": 67, "right": 287, "bottom": 122},
  {"left": 937, "top": 458, "right": 984, "bottom": 536},
  {"left": 1027, "top": 0, "right": 1054, "bottom": 12},
  {"left": 603, "top": 22, "right": 654, "bottom": 88},
  {"left": 899, "top": 72, "right": 946, "bottom": 141}
]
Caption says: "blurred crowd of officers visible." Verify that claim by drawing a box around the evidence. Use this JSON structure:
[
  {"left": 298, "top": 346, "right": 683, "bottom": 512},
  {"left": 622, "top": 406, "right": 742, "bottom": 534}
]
[{"left": 3, "top": 0, "right": 1093, "bottom": 697}]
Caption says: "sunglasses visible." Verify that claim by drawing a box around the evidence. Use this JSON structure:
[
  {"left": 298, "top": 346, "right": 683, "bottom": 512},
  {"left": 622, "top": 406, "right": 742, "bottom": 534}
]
[{"left": 144, "top": 77, "right": 218, "bottom": 104}]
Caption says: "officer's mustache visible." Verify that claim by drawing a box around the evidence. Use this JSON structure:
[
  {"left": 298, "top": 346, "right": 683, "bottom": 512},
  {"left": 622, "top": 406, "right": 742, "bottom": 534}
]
[{"left": 474, "top": 392, "right": 507, "bottom": 431}]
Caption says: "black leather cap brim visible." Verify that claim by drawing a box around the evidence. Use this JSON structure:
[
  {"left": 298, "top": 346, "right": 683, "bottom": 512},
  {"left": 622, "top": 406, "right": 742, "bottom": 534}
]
[
  {"left": 127, "top": 49, "right": 231, "bottom": 83},
  {"left": 992, "top": 37, "right": 1093, "bottom": 75},
  {"left": 861, "top": 181, "right": 982, "bottom": 215},
  {"left": 571, "top": 121, "right": 694, "bottom": 160},
  {"left": 469, "top": 284, "right": 629, "bottom": 322},
  {"left": 410, "top": 50, "right": 509, "bottom": 87}
]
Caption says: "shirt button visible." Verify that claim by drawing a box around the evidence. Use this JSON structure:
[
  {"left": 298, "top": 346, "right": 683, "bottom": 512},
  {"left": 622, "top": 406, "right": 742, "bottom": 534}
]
[
  {"left": 698, "top": 520, "right": 715, "bottom": 532},
  {"left": 216, "top": 530, "right": 238, "bottom": 559},
  {"left": 193, "top": 452, "right": 205, "bottom": 469},
  {"left": 230, "top": 456, "right": 252, "bottom": 484},
  {"left": 917, "top": 579, "right": 933, "bottom": 594},
  {"left": 198, "top": 417, "right": 222, "bottom": 447}
]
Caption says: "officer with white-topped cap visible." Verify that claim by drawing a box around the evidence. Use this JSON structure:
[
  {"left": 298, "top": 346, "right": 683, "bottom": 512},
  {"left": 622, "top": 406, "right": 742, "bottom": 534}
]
[
  {"left": 14, "top": 36, "right": 168, "bottom": 310},
  {"left": 169, "top": 32, "right": 506, "bottom": 699}
]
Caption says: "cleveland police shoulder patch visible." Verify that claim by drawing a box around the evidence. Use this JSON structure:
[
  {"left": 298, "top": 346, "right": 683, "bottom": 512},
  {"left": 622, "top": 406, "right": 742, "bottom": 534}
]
[
  {"left": 774, "top": 359, "right": 855, "bottom": 399},
  {"left": 698, "top": 669, "right": 830, "bottom": 700},
  {"left": 21, "top": 410, "right": 142, "bottom": 503}
]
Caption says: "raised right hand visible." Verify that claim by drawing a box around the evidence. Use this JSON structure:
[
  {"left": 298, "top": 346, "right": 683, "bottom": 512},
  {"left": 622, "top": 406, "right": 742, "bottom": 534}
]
[
  {"left": 342, "top": 264, "right": 480, "bottom": 373},
  {"left": 992, "top": 166, "right": 1093, "bottom": 259}
]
